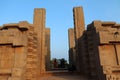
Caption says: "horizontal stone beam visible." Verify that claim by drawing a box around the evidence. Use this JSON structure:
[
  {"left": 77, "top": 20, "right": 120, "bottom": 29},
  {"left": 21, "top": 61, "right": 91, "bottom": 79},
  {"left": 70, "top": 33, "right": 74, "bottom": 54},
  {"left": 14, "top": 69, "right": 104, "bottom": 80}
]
[
  {"left": 102, "top": 22, "right": 116, "bottom": 26},
  {"left": 1, "top": 21, "right": 30, "bottom": 31}
]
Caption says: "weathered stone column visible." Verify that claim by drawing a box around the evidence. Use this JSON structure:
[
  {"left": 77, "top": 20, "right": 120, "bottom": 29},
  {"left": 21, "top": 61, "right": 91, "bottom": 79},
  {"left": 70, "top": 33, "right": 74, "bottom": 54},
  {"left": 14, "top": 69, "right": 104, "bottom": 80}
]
[
  {"left": 73, "top": 7, "right": 85, "bottom": 40},
  {"left": 68, "top": 28, "right": 75, "bottom": 49},
  {"left": 45, "top": 28, "right": 51, "bottom": 71},
  {"left": 68, "top": 28, "right": 76, "bottom": 66},
  {"left": 73, "top": 7, "right": 85, "bottom": 72},
  {"left": 73, "top": 7, "right": 86, "bottom": 74},
  {"left": 33, "top": 8, "right": 46, "bottom": 74}
]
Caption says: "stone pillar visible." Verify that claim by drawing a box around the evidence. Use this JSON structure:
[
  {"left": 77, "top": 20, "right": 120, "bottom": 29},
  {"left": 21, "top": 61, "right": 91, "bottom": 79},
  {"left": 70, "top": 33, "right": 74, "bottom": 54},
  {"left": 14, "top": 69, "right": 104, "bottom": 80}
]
[
  {"left": 68, "top": 28, "right": 76, "bottom": 66},
  {"left": 68, "top": 28, "right": 75, "bottom": 49},
  {"left": 45, "top": 28, "right": 51, "bottom": 71},
  {"left": 73, "top": 7, "right": 85, "bottom": 72},
  {"left": 33, "top": 8, "right": 46, "bottom": 74},
  {"left": 73, "top": 7, "right": 85, "bottom": 40}
]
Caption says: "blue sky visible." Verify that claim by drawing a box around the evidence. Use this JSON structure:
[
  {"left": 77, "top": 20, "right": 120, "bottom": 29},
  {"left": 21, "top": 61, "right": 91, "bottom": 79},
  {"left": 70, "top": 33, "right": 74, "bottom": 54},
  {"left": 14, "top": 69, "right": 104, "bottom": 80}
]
[{"left": 0, "top": 0, "right": 120, "bottom": 61}]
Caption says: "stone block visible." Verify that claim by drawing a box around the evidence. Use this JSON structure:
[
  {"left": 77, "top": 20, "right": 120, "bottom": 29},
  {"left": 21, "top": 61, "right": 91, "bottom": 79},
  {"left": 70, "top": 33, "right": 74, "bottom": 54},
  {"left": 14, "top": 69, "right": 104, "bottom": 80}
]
[
  {"left": 19, "top": 21, "right": 29, "bottom": 31},
  {"left": 102, "top": 21, "right": 116, "bottom": 26}
]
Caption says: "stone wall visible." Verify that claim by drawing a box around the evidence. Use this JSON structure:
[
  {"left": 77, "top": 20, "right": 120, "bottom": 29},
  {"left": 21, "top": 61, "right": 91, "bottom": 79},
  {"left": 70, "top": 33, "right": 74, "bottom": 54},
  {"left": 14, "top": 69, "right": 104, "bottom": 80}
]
[
  {"left": 87, "top": 21, "right": 120, "bottom": 79},
  {"left": 68, "top": 7, "right": 120, "bottom": 80},
  {"left": 0, "top": 8, "right": 50, "bottom": 80}
]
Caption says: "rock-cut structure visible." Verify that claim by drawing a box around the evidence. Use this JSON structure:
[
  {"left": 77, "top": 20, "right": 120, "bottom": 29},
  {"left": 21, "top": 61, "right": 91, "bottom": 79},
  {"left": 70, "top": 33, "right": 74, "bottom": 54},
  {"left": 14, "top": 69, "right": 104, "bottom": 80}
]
[
  {"left": 0, "top": 8, "right": 51, "bottom": 80},
  {"left": 68, "top": 7, "right": 120, "bottom": 80}
]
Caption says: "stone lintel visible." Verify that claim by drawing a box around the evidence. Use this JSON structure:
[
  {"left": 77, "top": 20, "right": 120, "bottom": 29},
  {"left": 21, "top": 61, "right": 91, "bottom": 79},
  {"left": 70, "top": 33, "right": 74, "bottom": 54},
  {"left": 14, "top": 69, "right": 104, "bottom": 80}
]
[
  {"left": 3, "top": 23, "right": 18, "bottom": 27},
  {"left": 0, "top": 69, "right": 11, "bottom": 74},
  {"left": 0, "top": 30, "right": 26, "bottom": 46},
  {"left": 102, "top": 21, "right": 116, "bottom": 26},
  {"left": 2, "top": 21, "right": 30, "bottom": 31},
  {"left": 99, "top": 31, "right": 120, "bottom": 44},
  {"left": 3, "top": 23, "right": 18, "bottom": 28},
  {"left": 113, "top": 24, "right": 120, "bottom": 28}
]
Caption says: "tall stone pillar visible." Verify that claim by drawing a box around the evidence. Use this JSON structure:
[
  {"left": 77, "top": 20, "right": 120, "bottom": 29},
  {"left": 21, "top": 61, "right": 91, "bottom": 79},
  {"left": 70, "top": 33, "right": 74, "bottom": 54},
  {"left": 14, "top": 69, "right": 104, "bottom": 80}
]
[
  {"left": 68, "top": 28, "right": 76, "bottom": 66},
  {"left": 73, "top": 7, "right": 85, "bottom": 72},
  {"left": 68, "top": 28, "right": 75, "bottom": 49},
  {"left": 45, "top": 28, "right": 51, "bottom": 71},
  {"left": 33, "top": 8, "right": 46, "bottom": 74},
  {"left": 73, "top": 7, "right": 85, "bottom": 40}
]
